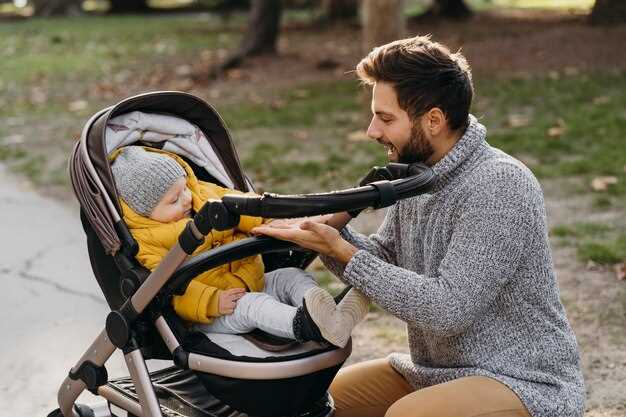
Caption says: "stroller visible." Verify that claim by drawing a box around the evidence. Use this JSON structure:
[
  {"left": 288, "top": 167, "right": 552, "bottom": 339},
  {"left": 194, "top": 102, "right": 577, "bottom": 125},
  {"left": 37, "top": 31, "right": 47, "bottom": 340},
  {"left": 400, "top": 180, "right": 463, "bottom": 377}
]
[{"left": 50, "top": 91, "right": 436, "bottom": 417}]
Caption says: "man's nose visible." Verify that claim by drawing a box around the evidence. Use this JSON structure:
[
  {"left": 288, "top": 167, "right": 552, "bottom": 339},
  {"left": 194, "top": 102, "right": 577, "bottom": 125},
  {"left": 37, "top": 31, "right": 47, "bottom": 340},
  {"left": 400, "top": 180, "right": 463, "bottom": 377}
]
[{"left": 366, "top": 117, "right": 381, "bottom": 140}]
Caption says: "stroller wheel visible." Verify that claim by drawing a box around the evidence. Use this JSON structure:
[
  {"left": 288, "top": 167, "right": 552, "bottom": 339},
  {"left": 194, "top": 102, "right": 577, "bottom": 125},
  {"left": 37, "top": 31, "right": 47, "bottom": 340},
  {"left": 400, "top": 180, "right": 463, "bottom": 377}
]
[
  {"left": 47, "top": 403, "right": 114, "bottom": 417},
  {"left": 46, "top": 409, "right": 63, "bottom": 417}
]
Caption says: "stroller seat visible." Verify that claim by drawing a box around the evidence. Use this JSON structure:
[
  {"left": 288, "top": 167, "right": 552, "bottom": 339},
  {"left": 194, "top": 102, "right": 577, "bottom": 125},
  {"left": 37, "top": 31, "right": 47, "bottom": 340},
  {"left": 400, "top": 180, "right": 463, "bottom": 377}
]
[{"left": 52, "top": 91, "right": 436, "bottom": 417}]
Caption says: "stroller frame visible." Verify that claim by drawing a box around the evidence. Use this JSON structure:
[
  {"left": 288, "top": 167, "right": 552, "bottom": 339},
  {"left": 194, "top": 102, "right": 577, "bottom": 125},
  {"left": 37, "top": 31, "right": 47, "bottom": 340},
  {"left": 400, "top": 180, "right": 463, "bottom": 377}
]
[{"left": 56, "top": 91, "right": 436, "bottom": 417}]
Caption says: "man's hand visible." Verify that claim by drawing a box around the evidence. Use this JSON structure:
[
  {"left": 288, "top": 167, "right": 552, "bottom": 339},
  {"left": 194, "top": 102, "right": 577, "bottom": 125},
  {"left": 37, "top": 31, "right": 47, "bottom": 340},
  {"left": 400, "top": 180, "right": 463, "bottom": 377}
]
[
  {"left": 218, "top": 288, "right": 246, "bottom": 315},
  {"left": 252, "top": 220, "right": 358, "bottom": 264},
  {"left": 264, "top": 214, "right": 333, "bottom": 229}
]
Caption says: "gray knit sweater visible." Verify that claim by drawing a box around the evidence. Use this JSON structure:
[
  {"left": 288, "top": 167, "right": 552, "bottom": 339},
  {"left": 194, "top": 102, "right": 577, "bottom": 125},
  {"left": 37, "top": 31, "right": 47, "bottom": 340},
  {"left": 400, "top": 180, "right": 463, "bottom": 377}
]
[{"left": 322, "top": 115, "right": 585, "bottom": 417}]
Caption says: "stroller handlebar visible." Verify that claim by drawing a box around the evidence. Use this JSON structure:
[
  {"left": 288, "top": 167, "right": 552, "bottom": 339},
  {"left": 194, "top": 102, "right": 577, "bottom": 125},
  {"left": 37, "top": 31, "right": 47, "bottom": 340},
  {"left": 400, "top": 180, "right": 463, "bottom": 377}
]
[{"left": 192, "top": 163, "right": 436, "bottom": 237}]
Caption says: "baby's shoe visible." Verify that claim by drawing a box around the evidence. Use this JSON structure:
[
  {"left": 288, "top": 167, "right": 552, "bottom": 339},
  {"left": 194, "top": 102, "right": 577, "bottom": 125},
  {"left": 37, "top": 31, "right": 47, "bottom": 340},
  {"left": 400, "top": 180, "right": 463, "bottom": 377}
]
[{"left": 293, "top": 287, "right": 369, "bottom": 348}]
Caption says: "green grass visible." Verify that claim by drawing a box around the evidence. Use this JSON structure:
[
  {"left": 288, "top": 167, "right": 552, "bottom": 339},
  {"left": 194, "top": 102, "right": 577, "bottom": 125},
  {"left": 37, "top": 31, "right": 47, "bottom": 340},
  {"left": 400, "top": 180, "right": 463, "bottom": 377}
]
[
  {"left": 405, "top": 0, "right": 594, "bottom": 16},
  {"left": 475, "top": 72, "right": 626, "bottom": 199},
  {"left": 551, "top": 222, "right": 613, "bottom": 239},
  {"left": 0, "top": 15, "right": 235, "bottom": 85},
  {"left": 220, "top": 81, "right": 365, "bottom": 130},
  {"left": 578, "top": 236, "right": 626, "bottom": 265},
  {"left": 551, "top": 222, "right": 626, "bottom": 264},
  {"left": 469, "top": 0, "right": 593, "bottom": 10}
]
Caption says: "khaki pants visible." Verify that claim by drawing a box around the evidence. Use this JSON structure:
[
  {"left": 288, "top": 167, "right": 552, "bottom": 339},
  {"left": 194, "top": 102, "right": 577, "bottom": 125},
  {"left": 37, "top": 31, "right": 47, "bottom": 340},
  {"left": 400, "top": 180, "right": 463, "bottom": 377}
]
[{"left": 329, "top": 358, "right": 531, "bottom": 417}]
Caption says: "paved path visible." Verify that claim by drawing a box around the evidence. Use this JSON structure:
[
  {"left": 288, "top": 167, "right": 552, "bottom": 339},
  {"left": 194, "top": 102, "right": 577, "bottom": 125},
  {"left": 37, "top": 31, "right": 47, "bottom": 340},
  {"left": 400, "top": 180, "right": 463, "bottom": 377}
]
[{"left": 0, "top": 166, "right": 128, "bottom": 416}]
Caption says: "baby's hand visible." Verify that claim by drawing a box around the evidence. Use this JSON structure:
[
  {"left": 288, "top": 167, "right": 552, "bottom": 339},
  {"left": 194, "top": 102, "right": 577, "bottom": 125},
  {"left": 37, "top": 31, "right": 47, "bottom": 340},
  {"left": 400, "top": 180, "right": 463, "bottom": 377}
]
[{"left": 218, "top": 288, "right": 246, "bottom": 315}]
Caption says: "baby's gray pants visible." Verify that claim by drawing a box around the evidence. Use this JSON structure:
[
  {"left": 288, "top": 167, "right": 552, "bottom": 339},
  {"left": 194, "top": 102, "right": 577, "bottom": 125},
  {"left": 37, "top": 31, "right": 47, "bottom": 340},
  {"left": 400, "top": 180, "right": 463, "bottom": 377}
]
[{"left": 193, "top": 267, "right": 318, "bottom": 339}]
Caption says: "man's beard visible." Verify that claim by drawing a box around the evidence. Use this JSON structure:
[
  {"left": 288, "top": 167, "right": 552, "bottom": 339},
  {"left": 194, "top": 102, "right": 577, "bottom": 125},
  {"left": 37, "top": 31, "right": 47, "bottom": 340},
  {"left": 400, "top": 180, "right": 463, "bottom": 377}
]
[{"left": 398, "top": 122, "right": 434, "bottom": 164}]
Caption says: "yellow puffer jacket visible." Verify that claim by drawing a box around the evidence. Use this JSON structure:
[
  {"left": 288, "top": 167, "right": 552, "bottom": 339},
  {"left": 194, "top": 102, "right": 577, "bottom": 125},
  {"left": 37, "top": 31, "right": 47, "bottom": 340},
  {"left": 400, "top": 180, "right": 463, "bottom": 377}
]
[{"left": 111, "top": 147, "right": 265, "bottom": 324}]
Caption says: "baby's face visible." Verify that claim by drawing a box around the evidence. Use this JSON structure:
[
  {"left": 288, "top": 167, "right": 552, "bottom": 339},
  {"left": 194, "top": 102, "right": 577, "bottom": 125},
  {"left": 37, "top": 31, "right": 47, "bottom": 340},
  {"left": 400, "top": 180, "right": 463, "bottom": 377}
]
[{"left": 150, "top": 177, "right": 192, "bottom": 223}]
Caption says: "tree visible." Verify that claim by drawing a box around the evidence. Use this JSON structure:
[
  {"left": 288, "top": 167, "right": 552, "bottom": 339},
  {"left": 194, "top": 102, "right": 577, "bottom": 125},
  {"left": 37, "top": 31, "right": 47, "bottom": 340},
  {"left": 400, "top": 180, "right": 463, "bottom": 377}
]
[
  {"left": 321, "top": 0, "right": 358, "bottom": 21},
  {"left": 412, "top": 0, "right": 472, "bottom": 21},
  {"left": 590, "top": 0, "right": 626, "bottom": 24},
  {"left": 362, "top": 0, "right": 406, "bottom": 52},
  {"left": 109, "top": 0, "right": 150, "bottom": 13},
  {"left": 211, "top": 0, "right": 283, "bottom": 76},
  {"left": 433, "top": 0, "right": 472, "bottom": 19},
  {"left": 31, "top": 0, "right": 82, "bottom": 16}
]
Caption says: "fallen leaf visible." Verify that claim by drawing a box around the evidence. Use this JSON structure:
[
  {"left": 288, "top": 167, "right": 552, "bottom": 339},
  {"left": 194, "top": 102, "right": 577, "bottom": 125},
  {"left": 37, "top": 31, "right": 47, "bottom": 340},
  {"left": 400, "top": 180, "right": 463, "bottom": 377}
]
[
  {"left": 592, "top": 96, "right": 611, "bottom": 105},
  {"left": 591, "top": 176, "right": 618, "bottom": 191},
  {"left": 547, "top": 118, "right": 566, "bottom": 138},
  {"left": 225, "top": 69, "right": 243, "bottom": 80},
  {"left": 68, "top": 100, "right": 88, "bottom": 112},
  {"left": 347, "top": 130, "right": 369, "bottom": 142},
  {"left": 293, "top": 89, "right": 310, "bottom": 99},
  {"left": 547, "top": 126, "right": 565, "bottom": 138},
  {"left": 615, "top": 263, "right": 626, "bottom": 281},
  {"left": 29, "top": 87, "right": 48, "bottom": 105},
  {"left": 200, "top": 49, "right": 213, "bottom": 61},
  {"left": 247, "top": 93, "right": 264, "bottom": 105},
  {"left": 270, "top": 99, "right": 286, "bottom": 109},
  {"left": 548, "top": 71, "right": 560, "bottom": 80},
  {"left": 171, "top": 78, "right": 194, "bottom": 92},
  {"left": 292, "top": 130, "right": 308, "bottom": 140},
  {"left": 506, "top": 114, "right": 530, "bottom": 128},
  {"left": 154, "top": 41, "right": 169, "bottom": 54},
  {"left": 175, "top": 65, "right": 192, "bottom": 77}
]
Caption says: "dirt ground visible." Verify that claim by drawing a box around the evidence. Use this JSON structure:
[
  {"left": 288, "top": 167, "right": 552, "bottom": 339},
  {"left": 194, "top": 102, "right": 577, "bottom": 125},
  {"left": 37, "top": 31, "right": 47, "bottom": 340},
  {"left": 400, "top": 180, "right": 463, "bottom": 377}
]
[{"left": 177, "top": 9, "right": 626, "bottom": 100}]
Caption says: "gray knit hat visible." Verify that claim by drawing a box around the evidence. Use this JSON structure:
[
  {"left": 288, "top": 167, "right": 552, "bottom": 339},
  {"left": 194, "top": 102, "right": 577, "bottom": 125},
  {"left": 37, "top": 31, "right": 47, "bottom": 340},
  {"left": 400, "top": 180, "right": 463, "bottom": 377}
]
[{"left": 111, "top": 146, "right": 187, "bottom": 217}]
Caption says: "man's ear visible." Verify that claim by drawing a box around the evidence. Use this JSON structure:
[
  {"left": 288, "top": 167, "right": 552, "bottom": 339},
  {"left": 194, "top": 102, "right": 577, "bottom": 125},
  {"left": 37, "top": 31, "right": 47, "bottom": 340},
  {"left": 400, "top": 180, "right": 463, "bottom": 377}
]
[{"left": 425, "top": 108, "right": 446, "bottom": 136}]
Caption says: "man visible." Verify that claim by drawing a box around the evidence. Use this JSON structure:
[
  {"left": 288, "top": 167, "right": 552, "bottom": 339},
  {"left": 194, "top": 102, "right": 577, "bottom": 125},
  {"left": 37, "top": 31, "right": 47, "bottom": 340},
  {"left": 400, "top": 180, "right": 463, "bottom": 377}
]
[{"left": 252, "top": 35, "right": 585, "bottom": 417}]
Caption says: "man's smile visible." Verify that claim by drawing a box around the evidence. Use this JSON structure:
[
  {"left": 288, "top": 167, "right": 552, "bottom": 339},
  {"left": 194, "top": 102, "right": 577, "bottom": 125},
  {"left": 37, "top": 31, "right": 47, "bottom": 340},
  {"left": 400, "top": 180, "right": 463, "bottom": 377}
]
[{"left": 376, "top": 138, "right": 397, "bottom": 158}]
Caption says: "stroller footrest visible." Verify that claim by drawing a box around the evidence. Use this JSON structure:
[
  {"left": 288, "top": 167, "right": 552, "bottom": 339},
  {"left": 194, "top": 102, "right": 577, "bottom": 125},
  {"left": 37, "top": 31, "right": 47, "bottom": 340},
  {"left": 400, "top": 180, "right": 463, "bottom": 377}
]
[{"left": 106, "top": 366, "right": 333, "bottom": 417}]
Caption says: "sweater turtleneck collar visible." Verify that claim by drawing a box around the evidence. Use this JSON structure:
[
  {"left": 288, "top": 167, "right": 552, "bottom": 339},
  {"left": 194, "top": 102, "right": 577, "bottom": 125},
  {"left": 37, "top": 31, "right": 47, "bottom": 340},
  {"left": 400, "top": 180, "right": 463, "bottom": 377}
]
[{"left": 430, "top": 114, "right": 487, "bottom": 191}]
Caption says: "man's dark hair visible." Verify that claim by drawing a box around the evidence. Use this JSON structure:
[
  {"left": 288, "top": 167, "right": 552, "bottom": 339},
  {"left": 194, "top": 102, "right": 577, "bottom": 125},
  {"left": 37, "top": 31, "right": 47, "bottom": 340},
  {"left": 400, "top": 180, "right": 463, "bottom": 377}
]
[{"left": 356, "top": 35, "right": 474, "bottom": 131}]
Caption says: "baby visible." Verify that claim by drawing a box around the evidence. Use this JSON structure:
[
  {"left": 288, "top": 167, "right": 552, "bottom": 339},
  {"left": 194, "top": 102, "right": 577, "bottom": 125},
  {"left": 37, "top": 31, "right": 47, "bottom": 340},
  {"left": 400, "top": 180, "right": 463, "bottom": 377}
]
[{"left": 111, "top": 146, "right": 368, "bottom": 348}]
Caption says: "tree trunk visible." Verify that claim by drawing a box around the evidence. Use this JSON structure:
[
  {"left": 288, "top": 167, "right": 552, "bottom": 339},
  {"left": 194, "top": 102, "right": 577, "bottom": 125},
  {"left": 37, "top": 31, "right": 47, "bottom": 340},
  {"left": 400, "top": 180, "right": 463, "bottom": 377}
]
[
  {"left": 361, "top": 0, "right": 406, "bottom": 116},
  {"left": 238, "top": 0, "right": 283, "bottom": 56},
  {"left": 411, "top": 0, "right": 472, "bottom": 21},
  {"left": 321, "top": 0, "right": 358, "bottom": 20},
  {"left": 590, "top": 0, "right": 626, "bottom": 24},
  {"left": 433, "top": 0, "right": 472, "bottom": 19},
  {"left": 109, "top": 0, "right": 150, "bottom": 14},
  {"left": 212, "top": 0, "right": 283, "bottom": 76},
  {"left": 32, "top": 0, "right": 82, "bottom": 16},
  {"left": 362, "top": 0, "right": 406, "bottom": 53}
]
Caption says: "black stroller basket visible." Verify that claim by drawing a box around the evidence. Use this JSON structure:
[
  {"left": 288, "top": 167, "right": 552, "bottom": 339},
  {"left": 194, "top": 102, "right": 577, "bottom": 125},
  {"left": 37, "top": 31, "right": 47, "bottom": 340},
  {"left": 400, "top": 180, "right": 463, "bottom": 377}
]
[{"left": 54, "top": 91, "right": 436, "bottom": 417}]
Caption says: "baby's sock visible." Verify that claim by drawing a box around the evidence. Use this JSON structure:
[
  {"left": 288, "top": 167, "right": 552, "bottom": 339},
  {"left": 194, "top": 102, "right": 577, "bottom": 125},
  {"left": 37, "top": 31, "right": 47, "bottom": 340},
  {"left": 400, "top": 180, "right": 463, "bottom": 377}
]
[{"left": 292, "top": 287, "right": 369, "bottom": 348}]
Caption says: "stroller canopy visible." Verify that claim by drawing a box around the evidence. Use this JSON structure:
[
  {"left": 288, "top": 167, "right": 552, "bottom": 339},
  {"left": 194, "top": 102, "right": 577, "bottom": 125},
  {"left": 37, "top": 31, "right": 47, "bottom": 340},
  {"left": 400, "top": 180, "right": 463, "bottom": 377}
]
[{"left": 70, "top": 91, "right": 250, "bottom": 255}]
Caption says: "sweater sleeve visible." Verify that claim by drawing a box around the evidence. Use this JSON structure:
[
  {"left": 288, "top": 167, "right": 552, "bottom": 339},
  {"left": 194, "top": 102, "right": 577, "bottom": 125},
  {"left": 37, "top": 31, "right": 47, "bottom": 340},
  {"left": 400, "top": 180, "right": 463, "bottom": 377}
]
[
  {"left": 320, "top": 206, "right": 399, "bottom": 279},
  {"left": 341, "top": 169, "right": 539, "bottom": 336}
]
